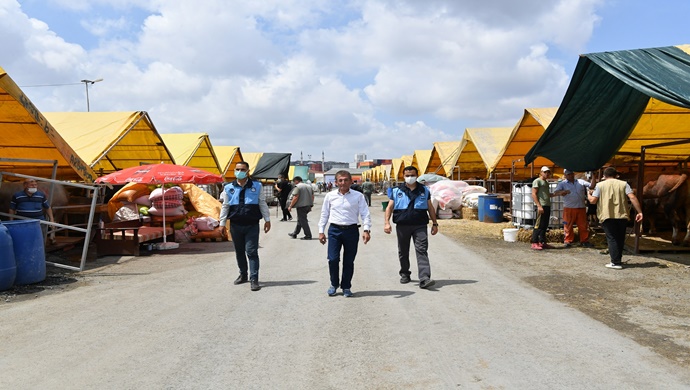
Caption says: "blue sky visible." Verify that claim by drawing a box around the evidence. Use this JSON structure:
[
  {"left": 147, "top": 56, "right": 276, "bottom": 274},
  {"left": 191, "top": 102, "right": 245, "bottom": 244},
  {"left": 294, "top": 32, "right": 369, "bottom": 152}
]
[{"left": 1, "top": 0, "right": 688, "bottom": 163}]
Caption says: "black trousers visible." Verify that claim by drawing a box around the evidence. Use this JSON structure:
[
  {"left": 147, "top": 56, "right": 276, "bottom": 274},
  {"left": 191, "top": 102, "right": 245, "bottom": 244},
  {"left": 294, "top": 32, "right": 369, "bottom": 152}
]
[
  {"left": 531, "top": 206, "right": 550, "bottom": 244},
  {"left": 602, "top": 218, "right": 628, "bottom": 265},
  {"left": 279, "top": 197, "right": 292, "bottom": 220}
]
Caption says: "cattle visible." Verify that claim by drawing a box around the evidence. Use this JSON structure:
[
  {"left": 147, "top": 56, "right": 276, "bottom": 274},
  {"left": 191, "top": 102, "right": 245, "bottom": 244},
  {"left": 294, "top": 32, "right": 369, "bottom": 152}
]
[
  {"left": 0, "top": 181, "right": 70, "bottom": 245},
  {"left": 641, "top": 173, "right": 690, "bottom": 246}
]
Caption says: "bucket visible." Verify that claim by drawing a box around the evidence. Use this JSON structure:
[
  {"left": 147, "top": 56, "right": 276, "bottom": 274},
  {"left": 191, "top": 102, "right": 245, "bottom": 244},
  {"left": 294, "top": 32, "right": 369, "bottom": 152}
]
[
  {"left": 503, "top": 228, "right": 519, "bottom": 242},
  {"left": 3, "top": 220, "right": 46, "bottom": 285},
  {"left": 478, "top": 194, "right": 504, "bottom": 223},
  {"left": 382, "top": 200, "right": 390, "bottom": 211},
  {"left": 0, "top": 224, "right": 17, "bottom": 291}
]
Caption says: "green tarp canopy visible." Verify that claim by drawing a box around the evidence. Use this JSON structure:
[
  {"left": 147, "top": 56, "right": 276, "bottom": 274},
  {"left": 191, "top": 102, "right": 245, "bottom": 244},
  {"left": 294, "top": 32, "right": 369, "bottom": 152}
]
[
  {"left": 251, "top": 152, "right": 291, "bottom": 180},
  {"left": 525, "top": 45, "right": 690, "bottom": 171}
]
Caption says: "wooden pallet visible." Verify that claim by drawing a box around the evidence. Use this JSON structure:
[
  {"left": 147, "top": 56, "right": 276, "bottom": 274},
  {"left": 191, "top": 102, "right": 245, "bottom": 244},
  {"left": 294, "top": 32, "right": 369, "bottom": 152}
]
[{"left": 624, "top": 234, "right": 690, "bottom": 253}]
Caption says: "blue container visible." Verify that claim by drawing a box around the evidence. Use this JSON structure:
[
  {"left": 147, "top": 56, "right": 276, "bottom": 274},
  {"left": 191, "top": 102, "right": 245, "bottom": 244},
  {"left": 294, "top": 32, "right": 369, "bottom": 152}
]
[
  {"left": 0, "top": 224, "right": 17, "bottom": 291},
  {"left": 478, "top": 194, "right": 504, "bottom": 223},
  {"left": 3, "top": 220, "right": 46, "bottom": 285}
]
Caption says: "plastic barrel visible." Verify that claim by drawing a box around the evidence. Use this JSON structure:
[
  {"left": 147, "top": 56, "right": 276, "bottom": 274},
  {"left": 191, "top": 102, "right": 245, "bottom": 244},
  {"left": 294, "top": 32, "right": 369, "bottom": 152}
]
[
  {"left": 0, "top": 223, "right": 17, "bottom": 290},
  {"left": 3, "top": 220, "right": 46, "bottom": 285},
  {"left": 478, "top": 194, "right": 504, "bottom": 223}
]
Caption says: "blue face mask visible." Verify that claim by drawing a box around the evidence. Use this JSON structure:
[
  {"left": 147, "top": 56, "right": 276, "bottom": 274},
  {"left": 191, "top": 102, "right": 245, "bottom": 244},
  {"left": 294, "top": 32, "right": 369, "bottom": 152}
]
[{"left": 235, "top": 170, "right": 248, "bottom": 180}]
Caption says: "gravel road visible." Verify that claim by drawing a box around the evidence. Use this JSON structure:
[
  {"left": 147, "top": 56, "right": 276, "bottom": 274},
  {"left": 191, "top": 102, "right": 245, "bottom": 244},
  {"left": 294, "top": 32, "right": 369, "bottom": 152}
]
[{"left": 1, "top": 193, "right": 689, "bottom": 389}]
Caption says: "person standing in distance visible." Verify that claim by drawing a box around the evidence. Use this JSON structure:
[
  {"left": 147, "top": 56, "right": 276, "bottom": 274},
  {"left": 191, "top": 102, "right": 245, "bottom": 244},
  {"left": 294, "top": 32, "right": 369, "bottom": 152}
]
[
  {"left": 219, "top": 161, "right": 271, "bottom": 291},
  {"left": 362, "top": 178, "right": 375, "bottom": 207},
  {"left": 554, "top": 169, "right": 596, "bottom": 247},
  {"left": 9, "top": 178, "right": 55, "bottom": 241},
  {"left": 318, "top": 170, "right": 372, "bottom": 297},
  {"left": 274, "top": 174, "right": 292, "bottom": 221},
  {"left": 588, "top": 167, "right": 643, "bottom": 269},
  {"left": 384, "top": 166, "right": 439, "bottom": 289},
  {"left": 531, "top": 166, "right": 556, "bottom": 250},
  {"left": 287, "top": 176, "right": 314, "bottom": 240}
]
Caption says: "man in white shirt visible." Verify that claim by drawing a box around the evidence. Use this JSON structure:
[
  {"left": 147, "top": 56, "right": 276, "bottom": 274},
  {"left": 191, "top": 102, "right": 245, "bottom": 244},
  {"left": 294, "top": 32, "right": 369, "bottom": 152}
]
[{"left": 318, "top": 170, "right": 372, "bottom": 297}]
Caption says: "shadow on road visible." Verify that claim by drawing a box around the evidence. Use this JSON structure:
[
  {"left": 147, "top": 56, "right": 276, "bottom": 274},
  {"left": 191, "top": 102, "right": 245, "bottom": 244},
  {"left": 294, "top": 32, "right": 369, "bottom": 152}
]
[
  {"left": 350, "top": 290, "right": 415, "bottom": 298},
  {"left": 260, "top": 280, "right": 317, "bottom": 287},
  {"left": 427, "top": 279, "right": 478, "bottom": 289}
]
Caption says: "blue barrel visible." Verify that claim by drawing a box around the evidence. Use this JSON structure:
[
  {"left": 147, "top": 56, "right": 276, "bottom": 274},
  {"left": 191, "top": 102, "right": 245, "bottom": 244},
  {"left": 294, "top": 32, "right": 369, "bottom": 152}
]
[
  {"left": 0, "top": 223, "right": 16, "bottom": 291},
  {"left": 3, "top": 220, "right": 46, "bottom": 285},
  {"left": 478, "top": 194, "right": 504, "bottom": 223}
]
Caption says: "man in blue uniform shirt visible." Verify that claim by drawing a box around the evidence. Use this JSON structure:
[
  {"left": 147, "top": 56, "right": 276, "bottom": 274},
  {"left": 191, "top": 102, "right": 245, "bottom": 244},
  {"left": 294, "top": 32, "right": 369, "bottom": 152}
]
[
  {"left": 384, "top": 166, "right": 439, "bottom": 289},
  {"left": 219, "top": 162, "right": 271, "bottom": 291}
]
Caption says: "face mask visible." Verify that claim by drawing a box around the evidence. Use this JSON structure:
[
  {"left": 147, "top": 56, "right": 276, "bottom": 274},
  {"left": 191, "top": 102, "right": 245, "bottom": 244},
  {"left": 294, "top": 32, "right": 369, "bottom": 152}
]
[
  {"left": 27, "top": 187, "right": 38, "bottom": 194},
  {"left": 235, "top": 170, "right": 247, "bottom": 180},
  {"left": 404, "top": 176, "right": 417, "bottom": 185}
]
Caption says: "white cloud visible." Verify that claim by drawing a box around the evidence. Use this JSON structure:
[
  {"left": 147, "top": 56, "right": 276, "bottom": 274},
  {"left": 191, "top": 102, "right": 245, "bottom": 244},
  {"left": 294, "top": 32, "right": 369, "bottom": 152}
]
[{"left": 1, "top": 0, "right": 606, "bottom": 163}]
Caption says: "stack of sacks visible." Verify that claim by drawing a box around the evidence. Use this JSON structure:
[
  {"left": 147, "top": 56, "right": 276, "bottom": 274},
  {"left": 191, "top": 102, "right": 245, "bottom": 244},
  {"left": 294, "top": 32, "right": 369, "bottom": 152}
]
[
  {"left": 148, "top": 186, "right": 185, "bottom": 216},
  {"left": 107, "top": 183, "right": 152, "bottom": 221},
  {"left": 461, "top": 186, "right": 488, "bottom": 209},
  {"left": 429, "top": 180, "right": 468, "bottom": 211}
]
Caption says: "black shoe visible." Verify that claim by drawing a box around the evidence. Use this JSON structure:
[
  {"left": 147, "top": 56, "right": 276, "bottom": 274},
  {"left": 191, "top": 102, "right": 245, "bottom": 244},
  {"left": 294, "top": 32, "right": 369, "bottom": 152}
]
[
  {"left": 234, "top": 274, "right": 248, "bottom": 285},
  {"left": 300, "top": 236, "right": 312, "bottom": 240},
  {"left": 400, "top": 274, "right": 411, "bottom": 284},
  {"left": 580, "top": 241, "right": 594, "bottom": 248},
  {"left": 250, "top": 280, "right": 261, "bottom": 291},
  {"left": 288, "top": 217, "right": 293, "bottom": 221},
  {"left": 280, "top": 218, "right": 287, "bottom": 222},
  {"left": 419, "top": 279, "right": 435, "bottom": 289},
  {"left": 288, "top": 233, "right": 297, "bottom": 239}
]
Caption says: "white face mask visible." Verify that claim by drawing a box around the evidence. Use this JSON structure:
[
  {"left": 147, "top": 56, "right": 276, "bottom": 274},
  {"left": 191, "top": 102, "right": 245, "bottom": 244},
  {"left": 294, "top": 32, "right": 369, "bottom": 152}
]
[
  {"left": 27, "top": 187, "right": 38, "bottom": 194},
  {"left": 404, "top": 176, "right": 417, "bottom": 185}
]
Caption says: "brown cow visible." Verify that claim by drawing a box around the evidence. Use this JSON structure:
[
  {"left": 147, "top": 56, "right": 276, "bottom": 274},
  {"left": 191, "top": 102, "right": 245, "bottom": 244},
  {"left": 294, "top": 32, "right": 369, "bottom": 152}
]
[
  {"left": 642, "top": 173, "right": 690, "bottom": 246},
  {"left": 0, "top": 181, "right": 70, "bottom": 244}
]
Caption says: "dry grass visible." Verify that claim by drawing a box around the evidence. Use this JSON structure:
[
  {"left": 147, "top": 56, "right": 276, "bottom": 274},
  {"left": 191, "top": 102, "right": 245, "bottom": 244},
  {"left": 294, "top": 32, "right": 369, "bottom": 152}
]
[{"left": 438, "top": 217, "right": 608, "bottom": 246}]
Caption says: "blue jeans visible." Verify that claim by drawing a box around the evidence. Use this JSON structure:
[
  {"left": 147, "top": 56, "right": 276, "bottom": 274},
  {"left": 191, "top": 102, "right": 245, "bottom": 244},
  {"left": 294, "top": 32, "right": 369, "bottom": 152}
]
[
  {"left": 230, "top": 223, "right": 260, "bottom": 281},
  {"left": 327, "top": 225, "right": 359, "bottom": 289}
]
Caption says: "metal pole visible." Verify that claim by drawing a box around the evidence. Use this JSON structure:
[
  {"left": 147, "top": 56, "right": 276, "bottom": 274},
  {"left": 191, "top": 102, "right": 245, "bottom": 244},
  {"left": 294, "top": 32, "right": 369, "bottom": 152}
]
[
  {"left": 84, "top": 82, "right": 90, "bottom": 111},
  {"left": 634, "top": 147, "right": 646, "bottom": 254}
]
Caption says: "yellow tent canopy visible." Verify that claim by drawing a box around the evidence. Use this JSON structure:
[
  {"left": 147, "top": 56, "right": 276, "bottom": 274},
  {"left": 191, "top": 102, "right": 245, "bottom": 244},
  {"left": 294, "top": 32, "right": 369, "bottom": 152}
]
[
  {"left": 399, "top": 155, "right": 413, "bottom": 180},
  {"left": 494, "top": 108, "right": 558, "bottom": 179},
  {"left": 213, "top": 145, "right": 244, "bottom": 181},
  {"left": 241, "top": 152, "right": 263, "bottom": 175},
  {"left": 430, "top": 141, "right": 465, "bottom": 178},
  {"left": 390, "top": 158, "right": 403, "bottom": 182},
  {"left": 43, "top": 111, "right": 174, "bottom": 177},
  {"left": 610, "top": 98, "right": 690, "bottom": 165},
  {"left": 459, "top": 127, "right": 513, "bottom": 179},
  {"left": 411, "top": 150, "right": 432, "bottom": 173},
  {"left": 380, "top": 164, "right": 391, "bottom": 182},
  {"left": 0, "top": 68, "right": 97, "bottom": 182},
  {"left": 160, "top": 133, "right": 221, "bottom": 175}
]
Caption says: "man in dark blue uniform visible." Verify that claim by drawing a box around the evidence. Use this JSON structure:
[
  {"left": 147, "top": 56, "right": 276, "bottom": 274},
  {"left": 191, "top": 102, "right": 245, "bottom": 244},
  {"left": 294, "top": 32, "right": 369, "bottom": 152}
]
[
  {"left": 219, "top": 162, "right": 271, "bottom": 291},
  {"left": 383, "top": 166, "right": 439, "bottom": 289}
]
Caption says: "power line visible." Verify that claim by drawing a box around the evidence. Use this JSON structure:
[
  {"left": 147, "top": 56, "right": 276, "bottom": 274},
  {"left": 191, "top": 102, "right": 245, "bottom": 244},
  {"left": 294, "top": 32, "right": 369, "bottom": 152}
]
[{"left": 18, "top": 82, "right": 82, "bottom": 88}]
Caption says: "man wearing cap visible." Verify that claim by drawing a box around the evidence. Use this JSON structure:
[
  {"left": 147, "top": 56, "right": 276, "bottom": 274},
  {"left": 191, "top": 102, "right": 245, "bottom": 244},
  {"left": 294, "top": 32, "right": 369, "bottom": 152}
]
[
  {"left": 588, "top": 167, "right": 643, "bottom": 269},
  {"left": 554, "top": 169, "right": 596, "bottom": 248},
  {"left": 531, "top": 166, "right": 557, "bottom": 250}
]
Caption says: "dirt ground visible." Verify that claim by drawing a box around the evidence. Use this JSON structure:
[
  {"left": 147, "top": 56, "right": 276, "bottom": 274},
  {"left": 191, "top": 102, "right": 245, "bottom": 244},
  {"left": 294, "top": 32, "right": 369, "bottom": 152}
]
[
  {"left": 3, "top": 214, "right": 689, "bottom": 368},
  {"left": 440, "top": 218, "right": 690, "bottom": 367}
]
